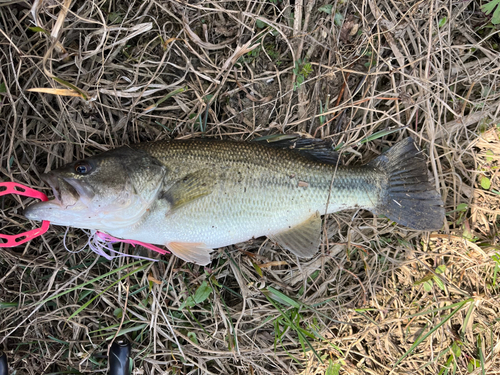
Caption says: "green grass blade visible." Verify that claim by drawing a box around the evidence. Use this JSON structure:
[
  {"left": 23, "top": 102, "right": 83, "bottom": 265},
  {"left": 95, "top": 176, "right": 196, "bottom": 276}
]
[
  {"left": 51, "top": 77, "right": 88, "bottom": 100},
  {"left": 36, "top": 260, "right": 147, "bottom": 306},
  {"left": 156, "top": 86, "right": 188, "bottom": 106},
  {"left": 478, "top": 336, "right": 485, "bottom": 375},
  {"left": 263, "top": 294, "right": 322, "bottom": 363},
  {"left": 105, "top": 323, "right": 148, "bottom": 340},
  {"left": 359, "top": 128, "right": 408, "bottom": 144},
  {"left": 461, "top": 300, "right": 476, "bottom": 335},
  {"left": 264, "top": 287, "right": 301, "bottom": 308},
  {"left": 253, "top": 134, "right": 299, "bottom": 142},
  {"left": 68, "top": 263, "right": 150, "bottom": 320},
  {"left": 0, "top": 301, "right": 20, "bottom": 308},
  {"left": 89, "top": 320, "right": 134, "bottom": 334},
  {"left": 394, "top": 299, "right": 471, "bottom": 367},
  {"left": 409, "top": 298, "right": 474, "bottom": 318},
  {"left": 48, "top": 336, "right": 69, "bottom": 345}
]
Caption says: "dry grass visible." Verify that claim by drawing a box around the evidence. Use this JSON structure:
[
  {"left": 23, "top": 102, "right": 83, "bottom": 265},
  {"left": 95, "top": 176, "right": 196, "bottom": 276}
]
[{"left": 0, "top": 0, "right": 500, "bottom": 374}]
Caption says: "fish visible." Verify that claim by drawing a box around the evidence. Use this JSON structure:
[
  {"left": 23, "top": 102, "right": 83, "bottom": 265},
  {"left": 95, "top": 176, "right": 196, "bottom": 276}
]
[{"left": 24, "top": 137, "right": 445, "bottom": 265}]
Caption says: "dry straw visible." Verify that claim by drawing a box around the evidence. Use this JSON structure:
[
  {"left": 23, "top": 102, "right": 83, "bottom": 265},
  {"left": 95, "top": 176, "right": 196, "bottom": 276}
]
[{"left": 0, "top": 0, "right": 499, "bottom": 374}]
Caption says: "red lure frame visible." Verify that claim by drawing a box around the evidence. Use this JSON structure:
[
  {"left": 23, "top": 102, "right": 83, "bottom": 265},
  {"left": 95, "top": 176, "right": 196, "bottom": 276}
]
[
  {"left": 0, "top": 181, "right": 168, "bottom": 256},
  {"left": 0, "top": 182, "right": 50, "bottom": 247}
]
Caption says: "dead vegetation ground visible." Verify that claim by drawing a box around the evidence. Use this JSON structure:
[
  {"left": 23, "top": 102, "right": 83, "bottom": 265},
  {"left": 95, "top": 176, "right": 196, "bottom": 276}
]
[{"left": 0, "top": 0, "right": 500, "bottom": 374}]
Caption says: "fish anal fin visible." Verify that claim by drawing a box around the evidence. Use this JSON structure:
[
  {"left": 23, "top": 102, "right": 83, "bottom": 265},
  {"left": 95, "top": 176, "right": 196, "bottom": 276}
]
[
  {"left": 161, "top": 170, "right": 215, "bottom": 210},
  {"left": 166, "top": 242, "right": 214, "bottom": 265},
  {"left": 269, "top": 211, "right": 322, "bottom": 258}
]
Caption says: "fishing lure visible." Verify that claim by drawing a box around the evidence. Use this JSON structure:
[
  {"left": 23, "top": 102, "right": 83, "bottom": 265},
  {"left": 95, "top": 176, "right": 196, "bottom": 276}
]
[
  {"left": 0, "top": 182, "right": 50, "bottom": 247},
  {"left": 0, "top": 182, "right": 168, "bottom": 261}
]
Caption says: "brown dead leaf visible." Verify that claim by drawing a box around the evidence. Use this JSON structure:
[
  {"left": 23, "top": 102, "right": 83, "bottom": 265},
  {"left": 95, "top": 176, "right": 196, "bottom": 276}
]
[
  {"left": 148, "top": 274, "right": 162, "bottom": 285},
  {"left": 163, "top": 37, "right": 180, "bottom": 49},
  {"left": 340, "top": 17, "right": 358, "bottom": 44},
  {"left": 259, "top": 261, "right": 289, "bottom": 268}
]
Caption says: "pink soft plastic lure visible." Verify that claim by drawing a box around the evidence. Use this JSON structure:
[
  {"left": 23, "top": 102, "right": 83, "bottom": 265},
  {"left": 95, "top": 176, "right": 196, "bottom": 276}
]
[{"left": 0, "top": 182, "right": 169, "bottom": 260}]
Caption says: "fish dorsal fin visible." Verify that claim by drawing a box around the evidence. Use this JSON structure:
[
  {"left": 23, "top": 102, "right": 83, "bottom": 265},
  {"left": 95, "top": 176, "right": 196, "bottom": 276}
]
[
  {"left": 167, "top": 242, "right": 214, "bottom": 265},
  {"left": 254, "top": 136, "right": 341, "bottom": 165},
  {"left": 161, "top": 170, "right": 215, "bottom": 210},
  {"left": 269, "top": 211, "right": 322, "bottom": 258}
]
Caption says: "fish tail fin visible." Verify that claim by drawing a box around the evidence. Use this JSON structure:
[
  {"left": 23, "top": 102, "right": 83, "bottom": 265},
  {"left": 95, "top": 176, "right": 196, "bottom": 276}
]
[{"left": 369, "top": 138, "right": 445, "bottom": 230}]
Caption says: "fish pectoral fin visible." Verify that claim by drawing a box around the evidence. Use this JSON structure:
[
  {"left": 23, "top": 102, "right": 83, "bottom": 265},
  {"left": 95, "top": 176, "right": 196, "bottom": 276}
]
[
  {"left": 162, "top": 170, "right": 215, "bottom": 210},
  {"left": 166, "top": 242, "right": 214, "bottom": 265},
  {"left": 269, "top": 211, "right": 322, "bottom": 259}
]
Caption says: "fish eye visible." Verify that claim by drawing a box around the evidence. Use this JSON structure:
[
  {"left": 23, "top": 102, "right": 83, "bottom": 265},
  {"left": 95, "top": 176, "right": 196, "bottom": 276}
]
[{"left": 74, "top": 161, "right": 92, "bottom": 175}]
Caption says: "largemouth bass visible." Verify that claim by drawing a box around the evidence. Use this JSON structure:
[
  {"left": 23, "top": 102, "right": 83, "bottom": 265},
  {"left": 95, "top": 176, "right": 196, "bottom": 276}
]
[{"left": 24, "top": 137, "right": 444, "bottom": 265}]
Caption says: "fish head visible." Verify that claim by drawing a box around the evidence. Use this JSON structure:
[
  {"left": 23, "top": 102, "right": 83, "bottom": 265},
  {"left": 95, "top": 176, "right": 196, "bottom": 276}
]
[{"left": 24, "top": 147, "right": 166, "bottom": 230}]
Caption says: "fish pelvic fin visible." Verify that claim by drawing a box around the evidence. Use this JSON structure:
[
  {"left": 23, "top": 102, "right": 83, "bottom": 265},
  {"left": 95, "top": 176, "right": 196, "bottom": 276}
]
[
  {"left": 166, "top": 242, "right": 214, "bottom": 265},
  {"left": 269, "top": 211, "right": 322, "bottom": 258},
  {"left": 369, "top": 137, "right": 445, "bottom": 230}
]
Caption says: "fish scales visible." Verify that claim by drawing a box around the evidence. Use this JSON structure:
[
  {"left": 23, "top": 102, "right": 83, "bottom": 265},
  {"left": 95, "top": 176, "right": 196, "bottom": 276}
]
[
  {"left": 24, "top": 137, "right": 445, "bottom": 265},
  {"left": 130, "top": 140, "right": 380, "bottom": 247}
]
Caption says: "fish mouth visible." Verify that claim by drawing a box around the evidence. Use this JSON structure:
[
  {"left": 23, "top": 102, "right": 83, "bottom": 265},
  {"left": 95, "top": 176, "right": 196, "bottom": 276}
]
[
  {"left": 41, "top": 173, "right": 74, "bottom": 207},
  {"left": 40, "top": 172, "right": 95, "bottom": 208},
  {"left": 24, "top": 172, "right": 96, "bottom": 222},
  {"left": 24, "top": 172, "right": 95, "bottom": 220}
]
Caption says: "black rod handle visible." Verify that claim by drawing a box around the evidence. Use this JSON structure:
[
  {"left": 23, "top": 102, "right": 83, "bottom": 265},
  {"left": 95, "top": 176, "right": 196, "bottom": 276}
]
[
  {"left": 108, "top": 338, "right": 131, "bottom": 375},
  {"left": 0, "top": 351, "right": 7, "bottom": 375}
]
